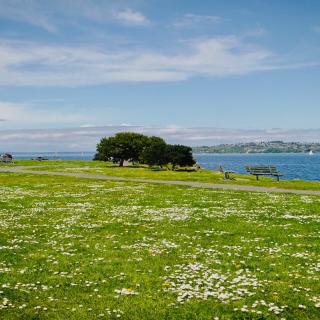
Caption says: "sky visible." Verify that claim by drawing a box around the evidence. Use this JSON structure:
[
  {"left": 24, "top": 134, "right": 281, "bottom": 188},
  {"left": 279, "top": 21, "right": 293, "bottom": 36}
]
[{"left": 0, "top": 0, "right": 320, "bottom": 150}]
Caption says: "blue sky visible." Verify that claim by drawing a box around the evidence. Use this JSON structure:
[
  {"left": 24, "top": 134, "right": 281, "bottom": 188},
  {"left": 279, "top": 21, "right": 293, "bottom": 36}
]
[{"left": 0, "top": 0, "right": 320, "bottom": 149}]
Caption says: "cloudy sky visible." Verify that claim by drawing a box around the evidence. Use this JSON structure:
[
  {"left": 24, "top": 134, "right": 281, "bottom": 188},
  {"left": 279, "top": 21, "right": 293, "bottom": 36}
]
[{"left": 0, "top": 0, "right": 320, "bottom": 150}]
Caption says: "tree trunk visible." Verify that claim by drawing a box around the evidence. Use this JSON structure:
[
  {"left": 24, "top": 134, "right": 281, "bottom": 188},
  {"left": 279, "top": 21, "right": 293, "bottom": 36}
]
[{"left": 119, "top": 159, "right": 124, "bottom": 167}]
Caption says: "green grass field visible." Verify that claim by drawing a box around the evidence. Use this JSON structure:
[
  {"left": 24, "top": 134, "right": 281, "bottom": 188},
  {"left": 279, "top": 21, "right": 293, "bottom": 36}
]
[
  {"left": 0, "top": 169, "right": 319, "bottom": 319},
  {"left": 7, "top": 159, "right": 320, "bottom": 191}
]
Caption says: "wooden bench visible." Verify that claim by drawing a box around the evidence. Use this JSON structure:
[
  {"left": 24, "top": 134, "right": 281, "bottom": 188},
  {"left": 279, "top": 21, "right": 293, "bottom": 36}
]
[
  {"left": 219, "top": 166, "right": 235, "bottom": 180},
  {"left": 31, "top": 156, "right": 49, "bottom": 161},
  {"left": 245, "top": 165, "right": 283, "bottom": 181}
]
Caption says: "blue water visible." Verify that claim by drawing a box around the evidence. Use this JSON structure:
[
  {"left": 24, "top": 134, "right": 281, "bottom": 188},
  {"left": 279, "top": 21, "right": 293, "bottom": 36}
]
[
  {"left": 194, "top": 153, "right": 320, "bottom": 181},
  {"left": 9, "top": 152, "right": 320, "bottom": 181},
  {"left": 12, "top": 152, "right": 94, "bottom": 161}
]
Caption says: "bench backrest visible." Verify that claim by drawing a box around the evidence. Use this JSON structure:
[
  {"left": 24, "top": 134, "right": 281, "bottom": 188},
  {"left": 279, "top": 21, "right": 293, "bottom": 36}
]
[{"left": 245, "top": 165, "right": 279, "bottom": 174}]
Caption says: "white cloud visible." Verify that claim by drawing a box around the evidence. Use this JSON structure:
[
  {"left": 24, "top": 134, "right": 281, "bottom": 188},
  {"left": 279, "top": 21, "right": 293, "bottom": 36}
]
[
  {"left": 0, "top": 0, "right": 150, "bottom": 31},
  {"left": 0, "top": 101, "right": 88, "bottom": 124},
  {"left": 0, "top": 0, "right": 56, "bottom": 32},
  {"left": 173, "top": 14, "right": 221, "bottom": 28},
  {"left": 0, "top": 36, "right": 307, "bottom": 86},
  {"left": 1, "top": 125, "right": 320, "bottom": 152},
  {"left": 0, "top": 101, "right": 20, "bottom": 121},
  {"left": 114, "top": 9, "right": 149, "bottom": 26}
]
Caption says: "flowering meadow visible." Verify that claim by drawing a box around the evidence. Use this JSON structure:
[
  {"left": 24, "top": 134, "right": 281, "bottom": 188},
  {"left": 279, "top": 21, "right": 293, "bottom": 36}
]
[
  {"left": 11, "top": 159, "right": 320, "bottom": 191},
  {"left": 0, "top": 172, "right": 319, "bottom": 319}
]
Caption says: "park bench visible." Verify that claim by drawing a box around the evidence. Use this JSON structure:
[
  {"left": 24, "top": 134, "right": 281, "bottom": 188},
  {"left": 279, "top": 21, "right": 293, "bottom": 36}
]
[
  {"left": 245, "top": 165, "right": 283, "bottom": 181},
  {"left": 32, "top": 156, "right": 49, "bottom": 161},
  {"left": 219, "top": 166, "right": 235, "bottom": 180}
]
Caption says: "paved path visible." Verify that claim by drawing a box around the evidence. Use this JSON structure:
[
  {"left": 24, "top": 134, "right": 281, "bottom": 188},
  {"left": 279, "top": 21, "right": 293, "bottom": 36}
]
[{"left": 1, "top": 166, "right": 320, "bottom": 196}]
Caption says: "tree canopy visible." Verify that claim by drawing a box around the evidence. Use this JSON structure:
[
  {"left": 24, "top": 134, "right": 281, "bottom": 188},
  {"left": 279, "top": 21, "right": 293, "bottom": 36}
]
[
  {"left": 141, "top": 136, "right": 168, "bottom": 167},
  {"left": 94, "top": 132, "right": 196, "bottom": 169},
  {"left": 165, "top": 144, "right": 195, "bottom": 169},
  {"left": 94, "top": 132, "right": 148, "bottom": 166}
]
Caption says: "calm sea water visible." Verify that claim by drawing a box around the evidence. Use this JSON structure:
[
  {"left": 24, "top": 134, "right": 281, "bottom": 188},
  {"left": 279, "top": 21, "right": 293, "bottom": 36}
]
[
  {"left": 195, "top": 153, "right": 320, "bottom": 181},
  {"left": 12, "top": 152, "right": 94, "bottom": 161},
  {"left": 10, "top": 152, "right": 320, "bottom": 181}
]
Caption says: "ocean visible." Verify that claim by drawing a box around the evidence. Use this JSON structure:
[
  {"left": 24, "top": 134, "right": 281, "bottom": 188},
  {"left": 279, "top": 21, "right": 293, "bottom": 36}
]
[
  {"left": 9, "top": 152, "right": 320, "bottom": 181},
  {"left": 195, "top": 153, "right": 320, "bottom": 181}
]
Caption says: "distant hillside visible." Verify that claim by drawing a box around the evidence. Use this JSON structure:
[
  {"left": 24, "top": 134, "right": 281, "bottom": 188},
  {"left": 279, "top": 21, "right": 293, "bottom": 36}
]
[{"left": 193, "top": 141, "right": 320, "bottom": 154}]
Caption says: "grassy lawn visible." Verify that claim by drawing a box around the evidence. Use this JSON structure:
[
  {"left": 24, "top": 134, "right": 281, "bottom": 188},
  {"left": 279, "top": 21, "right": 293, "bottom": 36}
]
[
  {"left": 0, "top": 172, "right": 319, "bottom": 319},
  {"left": 6, "top": 159, "right": 320, "bottom": 191}
]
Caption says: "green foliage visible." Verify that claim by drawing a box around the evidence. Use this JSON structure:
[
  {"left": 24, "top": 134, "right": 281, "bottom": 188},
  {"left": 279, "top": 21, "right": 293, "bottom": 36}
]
[
  {"left": 141, "top": 136, "right": 168, "bottom": 166},
  {"left": 94, "top": 137, "right": 113, "bottom": 161},
  {"left": 166, "top": 144, "right": 195, "bottom": 169},
  {"left": 95, "top": 132, "right": 149, "bottom": 166},
  {"left": 95, "top": 132, "right": 196, "bottom": 168}
]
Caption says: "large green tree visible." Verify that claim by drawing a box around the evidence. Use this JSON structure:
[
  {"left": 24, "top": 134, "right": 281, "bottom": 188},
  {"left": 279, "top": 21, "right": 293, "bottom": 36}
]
[
  {"left": 95, "top": 132, "right": 148, "bottom": 166},
  {"left": 141, "top": 136, "right": 168, "bottom": 167},
  {"left": 166, "top": 144, "right": 195, "bottom": 169},
  {"left": 95, "top": 132, "right": 196, "bottom": 169}
]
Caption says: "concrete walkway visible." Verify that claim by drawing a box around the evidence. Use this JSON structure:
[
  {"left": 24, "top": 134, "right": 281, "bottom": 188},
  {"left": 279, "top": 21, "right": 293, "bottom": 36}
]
[{"left": 1, "top": 166, "right": 320, "bottom": 196}]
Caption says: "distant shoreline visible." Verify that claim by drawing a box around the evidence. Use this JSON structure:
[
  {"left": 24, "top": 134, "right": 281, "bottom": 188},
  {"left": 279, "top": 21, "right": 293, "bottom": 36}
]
[
  {"left": 193, "top": 141, "right": 320, "bottom": 154},
  {"left": 193, "top": 151, "right": 317, "bottom": 154}
]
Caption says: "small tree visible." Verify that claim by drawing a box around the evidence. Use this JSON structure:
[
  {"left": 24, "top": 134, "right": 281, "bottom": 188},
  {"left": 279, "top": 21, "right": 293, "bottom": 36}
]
[
  {"left": 95, "top": 132, "right": 148, "bottom": 166},
  {"left": 166, "top": 144, "right": 195, "bottom": 169},
  {"left": 141, "top": 136, "right": 168, "bottom": 167}
]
